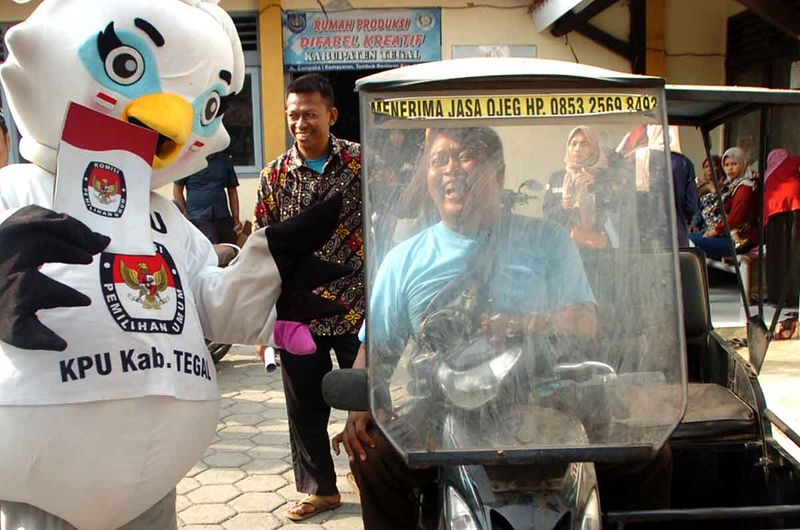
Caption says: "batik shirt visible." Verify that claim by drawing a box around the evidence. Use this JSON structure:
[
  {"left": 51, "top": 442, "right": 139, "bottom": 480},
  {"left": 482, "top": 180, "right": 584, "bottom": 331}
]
[{"left": 255, "top": 135, "right": 364, "bottom": 336}]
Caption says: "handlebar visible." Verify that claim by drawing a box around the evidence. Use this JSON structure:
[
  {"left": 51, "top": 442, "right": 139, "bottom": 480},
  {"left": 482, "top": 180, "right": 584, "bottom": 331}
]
[{"left": 553, "top": 361, "right": 617, "bottom": 379}]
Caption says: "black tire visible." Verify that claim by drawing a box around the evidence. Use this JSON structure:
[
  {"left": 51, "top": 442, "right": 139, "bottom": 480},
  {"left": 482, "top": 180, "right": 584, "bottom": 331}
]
[{"left": 207, "top": 340, "right": 233, "bottom": 364}]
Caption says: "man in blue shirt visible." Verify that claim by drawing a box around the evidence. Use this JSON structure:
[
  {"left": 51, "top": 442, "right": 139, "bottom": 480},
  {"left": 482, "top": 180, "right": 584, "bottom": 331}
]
[
  {"left": 335, "top": 127, "right": 598, "bottom": 529},
  {"left": 173, "top": 151, "right": 241, "bottom": 244},
  {"left": 670, "top": 151, "right": 698, "bottom": 246},
  {"left": 365, "top": 211, "right": 596, "bottom": 358}
]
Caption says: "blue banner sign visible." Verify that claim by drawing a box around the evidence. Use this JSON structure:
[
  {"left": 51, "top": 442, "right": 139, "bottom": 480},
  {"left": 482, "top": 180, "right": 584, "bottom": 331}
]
[{"left": 283, "top": 8, "right": 442, "bottom": 71}]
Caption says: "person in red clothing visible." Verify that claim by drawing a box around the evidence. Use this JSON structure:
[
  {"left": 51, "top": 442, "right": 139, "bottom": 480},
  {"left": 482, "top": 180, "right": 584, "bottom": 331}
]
[
  {"left": 689, "top": 147, "right": 758, "bottom": 259},
  {"left": 764, "top": 148, "right": 800, "bottom": 304}
]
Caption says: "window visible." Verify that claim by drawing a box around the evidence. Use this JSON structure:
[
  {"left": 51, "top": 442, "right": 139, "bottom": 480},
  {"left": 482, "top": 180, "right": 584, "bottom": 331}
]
[
  {"left": 228, "top": 14, "right": 262, "bottom": 177},
  {"left": 223, "top": 67, "right": 263, "bottom": 177}
]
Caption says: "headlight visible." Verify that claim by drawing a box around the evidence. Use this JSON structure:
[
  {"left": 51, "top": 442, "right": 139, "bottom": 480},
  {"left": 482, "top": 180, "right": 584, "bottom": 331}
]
[
  {"left": 580, "top": 488, "right": 601, "bottom": 530},
  {"left": 446, "top": 485, "right": 480, "bottom": 530},
  {"left": 436, "top": 346, "right": 522, "bottom": 410}
]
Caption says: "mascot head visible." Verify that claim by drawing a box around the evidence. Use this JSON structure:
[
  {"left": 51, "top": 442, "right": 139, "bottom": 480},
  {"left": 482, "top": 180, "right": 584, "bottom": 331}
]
[{"left": 0, "top": 0, "right": 245, "bottom": 188}]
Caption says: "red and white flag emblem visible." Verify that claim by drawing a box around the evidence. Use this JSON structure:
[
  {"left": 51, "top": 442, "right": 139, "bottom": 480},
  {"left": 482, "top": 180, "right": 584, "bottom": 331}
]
[{"left": 54, "top": 102, "right": 158, "bottom": 255}]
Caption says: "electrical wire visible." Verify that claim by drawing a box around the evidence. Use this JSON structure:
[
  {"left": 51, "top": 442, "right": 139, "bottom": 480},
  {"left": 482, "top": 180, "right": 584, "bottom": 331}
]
[
  {"left": 665, "top": 52, "right": 727, "bottom": 58},
  {"left": 565, "top": 34, "right": 580, "bottom": 63},
  {"left": 441, "top": 3, "right": 532, "bottom": 9}
]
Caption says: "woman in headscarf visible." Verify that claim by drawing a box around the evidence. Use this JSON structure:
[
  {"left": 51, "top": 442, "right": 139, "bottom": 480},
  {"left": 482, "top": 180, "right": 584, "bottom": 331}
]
[
  {"left": 697, "top": 156, "right": 722, "bottom": 196},
  {"left": 560, "top": 125, "right": 615, "bottom": 249},
  {"left": 690, "top": 155, "right": 723, "bottom": 234},
  {"left": 763, "top": 147, "right": 800, "bottom": 305},
  {"left": 688, "top": 146, "right": 758, "bottom": 259}
]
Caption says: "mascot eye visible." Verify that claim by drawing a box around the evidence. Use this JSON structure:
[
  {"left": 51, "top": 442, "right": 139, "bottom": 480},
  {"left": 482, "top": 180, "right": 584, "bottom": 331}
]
[
  {"left": 104, "top": 46, "right": 145, "bottom": 86},
  {"left": 201, "top": 92, "right": 222, "bottom": 126}
]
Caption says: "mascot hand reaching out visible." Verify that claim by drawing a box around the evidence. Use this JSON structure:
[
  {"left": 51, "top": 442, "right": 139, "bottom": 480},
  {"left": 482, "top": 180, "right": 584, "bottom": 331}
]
[{"left": 0, "top": 1, "right": 346, "bottom": 528}]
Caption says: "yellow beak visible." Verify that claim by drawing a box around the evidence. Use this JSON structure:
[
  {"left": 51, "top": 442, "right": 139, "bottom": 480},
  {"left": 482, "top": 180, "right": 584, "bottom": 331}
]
[{"left": 122, "top": 93, "right": 194, "bottom": 169}]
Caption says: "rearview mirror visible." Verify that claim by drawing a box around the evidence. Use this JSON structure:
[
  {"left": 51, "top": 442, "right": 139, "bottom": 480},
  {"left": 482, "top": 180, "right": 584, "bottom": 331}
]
[{"left": 322, "top": 368, "right": 369, "bottom": 411}]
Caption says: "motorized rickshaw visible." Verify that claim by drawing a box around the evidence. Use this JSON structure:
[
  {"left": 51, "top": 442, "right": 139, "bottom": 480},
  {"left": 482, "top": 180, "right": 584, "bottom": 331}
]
[{"left": 323, "top": 57, "right": 800, "bottom": 529}]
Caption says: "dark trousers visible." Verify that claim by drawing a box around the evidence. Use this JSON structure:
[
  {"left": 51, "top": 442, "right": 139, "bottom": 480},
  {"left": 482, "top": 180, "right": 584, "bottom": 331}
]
[
  {"left": 279, "top": 333, "right": 360, "bottom": 495},
  {"left": 191, "top": 216, "right": 237, "bottom": 245},
  {"left": 766, "top": 210, "right": 800, "bottom": 306},
  {"left": 688, "top": 232, "right": 735, "bottom": 260},
  {"left": 350, "top": 426, "right": 436, "bottom": 530},
  {"left": 596, "top": 443, "right": 673, "bottom": 511}
]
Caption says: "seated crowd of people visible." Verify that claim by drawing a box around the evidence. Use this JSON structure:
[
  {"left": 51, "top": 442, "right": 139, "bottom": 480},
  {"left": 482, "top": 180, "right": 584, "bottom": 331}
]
[{"left": 688, "top": 146, "right": 800, "bottom": 306}]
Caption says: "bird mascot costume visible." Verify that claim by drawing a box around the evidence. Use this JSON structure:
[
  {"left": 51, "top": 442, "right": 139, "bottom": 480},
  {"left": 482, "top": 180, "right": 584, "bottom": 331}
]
[{"left": 0, "top": 1, "right": 348, "bottom": 528}]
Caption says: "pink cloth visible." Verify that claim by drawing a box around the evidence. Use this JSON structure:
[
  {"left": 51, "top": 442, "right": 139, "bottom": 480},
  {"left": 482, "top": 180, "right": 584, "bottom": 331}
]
[{"left": 273, "top": 320, "right": 317, "bottom": 355}]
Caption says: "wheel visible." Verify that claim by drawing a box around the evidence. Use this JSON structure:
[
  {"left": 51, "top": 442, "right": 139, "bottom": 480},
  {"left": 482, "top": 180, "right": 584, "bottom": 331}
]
[{"left": 207, "top": 340, "right": 233, "bottom": 364}]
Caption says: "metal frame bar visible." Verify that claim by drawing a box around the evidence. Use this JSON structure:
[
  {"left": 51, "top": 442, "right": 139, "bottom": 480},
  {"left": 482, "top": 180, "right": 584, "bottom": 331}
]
[
  {"left": 699, "top": 126, "right": 751, "bottom": 314},
  {"left": 700, "top": 102, "right": 757, "bottom": 132},
  {"left": 756, "top": 106, "right": 769, "bottom": 317},
  {"left": 405, "top": 445, "right": 656, "bottom": 468},
  {"left": 765, "top": 409, "right": 800, "bottom": 450},
  {"left": 606, "top": 504, "right": 800, "bottom": 528}
]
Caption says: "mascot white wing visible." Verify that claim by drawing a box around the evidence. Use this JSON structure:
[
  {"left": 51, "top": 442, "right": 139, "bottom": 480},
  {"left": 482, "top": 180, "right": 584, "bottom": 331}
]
[
  {"left": 0, "top": 1, "right": 246, "bottom": 528},
  {"left": 0, "top": 1, "right": 344, "bottom": 528}
]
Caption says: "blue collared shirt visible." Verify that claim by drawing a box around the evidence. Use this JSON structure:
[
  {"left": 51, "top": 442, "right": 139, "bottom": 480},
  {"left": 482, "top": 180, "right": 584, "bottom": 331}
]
[{"left": 177, "top": 155, "right": 238, "bottom": 220}]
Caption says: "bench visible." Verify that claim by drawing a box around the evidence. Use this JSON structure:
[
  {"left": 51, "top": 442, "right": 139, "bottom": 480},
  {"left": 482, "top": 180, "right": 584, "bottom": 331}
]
[{"left": 704, "top": 251, "right": 766, "bottom": 304}]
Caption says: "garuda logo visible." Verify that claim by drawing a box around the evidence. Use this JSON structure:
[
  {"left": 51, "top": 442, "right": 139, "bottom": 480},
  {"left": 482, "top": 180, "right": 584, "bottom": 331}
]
[
  {"left": 100, "top": 243, "right": 185, "bottom": 334},
  {"left": 82, "top": 161, "right": 126, "bottom": 218}
]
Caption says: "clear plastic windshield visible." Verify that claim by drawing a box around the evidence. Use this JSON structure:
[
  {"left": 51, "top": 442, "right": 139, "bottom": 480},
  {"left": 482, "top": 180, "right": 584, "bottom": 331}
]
[{"left": 360, "top": 89, "right": 687, "bottom": 465}]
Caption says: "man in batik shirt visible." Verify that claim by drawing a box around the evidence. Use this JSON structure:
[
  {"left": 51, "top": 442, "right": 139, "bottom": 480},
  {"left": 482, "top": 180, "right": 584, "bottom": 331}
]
[{"left": 254, "top": 73, "right": 364, "bottom": 522}]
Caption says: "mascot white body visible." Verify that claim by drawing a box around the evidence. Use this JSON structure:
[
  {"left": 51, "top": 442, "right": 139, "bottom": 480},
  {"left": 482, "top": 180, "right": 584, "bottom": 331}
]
[{"left": 0, "top": 1, "right": 338, "bottom": 528}]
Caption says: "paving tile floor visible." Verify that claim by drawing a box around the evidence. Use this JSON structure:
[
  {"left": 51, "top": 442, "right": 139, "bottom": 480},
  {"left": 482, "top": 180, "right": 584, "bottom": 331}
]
[{"left": 177, "top": 346, "right": 364, "bottom": 530}]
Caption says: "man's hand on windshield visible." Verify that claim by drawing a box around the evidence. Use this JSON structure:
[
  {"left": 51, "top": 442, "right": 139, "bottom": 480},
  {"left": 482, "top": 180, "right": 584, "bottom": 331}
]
[
  {"left": 481, "top": 305, "right": 598, "bottom": 343},
  {"left": 480, "top": 313, "right": 526, "bottom": 346},
  {"left": 333, "top": 411, "right": 375, "bottom": 463}
]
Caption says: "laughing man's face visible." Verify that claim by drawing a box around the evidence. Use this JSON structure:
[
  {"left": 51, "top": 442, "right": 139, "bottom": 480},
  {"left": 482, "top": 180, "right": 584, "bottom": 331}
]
[{"left": 426, "top": 132, "right": 501, "bottom": 233}]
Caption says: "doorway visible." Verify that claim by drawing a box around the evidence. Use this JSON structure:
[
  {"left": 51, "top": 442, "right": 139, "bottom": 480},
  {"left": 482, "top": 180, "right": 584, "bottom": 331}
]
[{"left": 325, "top": 69, "right": 382, "bottom": 143}]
